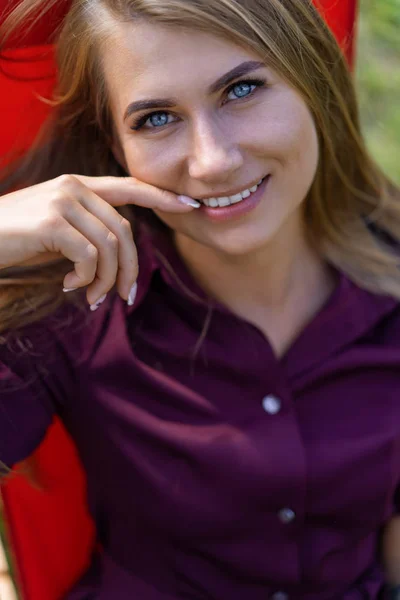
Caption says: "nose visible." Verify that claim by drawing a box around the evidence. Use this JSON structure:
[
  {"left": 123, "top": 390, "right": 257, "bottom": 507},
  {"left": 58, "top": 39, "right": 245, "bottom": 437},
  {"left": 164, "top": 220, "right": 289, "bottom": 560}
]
[{"left": 188, "top": 117, "right": 243, "bottom": 183}]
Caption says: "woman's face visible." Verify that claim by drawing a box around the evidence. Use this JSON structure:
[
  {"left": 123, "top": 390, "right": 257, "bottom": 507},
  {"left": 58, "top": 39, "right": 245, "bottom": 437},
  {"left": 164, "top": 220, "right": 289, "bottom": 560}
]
[{"left": 103, "top": 20, "right": 319, "bottom": 256}]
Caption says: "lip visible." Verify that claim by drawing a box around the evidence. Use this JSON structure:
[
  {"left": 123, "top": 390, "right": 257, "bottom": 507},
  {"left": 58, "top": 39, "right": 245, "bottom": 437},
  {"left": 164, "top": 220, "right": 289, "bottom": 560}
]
[{"left": 198, "top": 175, "right": 270, "bottom": 223}]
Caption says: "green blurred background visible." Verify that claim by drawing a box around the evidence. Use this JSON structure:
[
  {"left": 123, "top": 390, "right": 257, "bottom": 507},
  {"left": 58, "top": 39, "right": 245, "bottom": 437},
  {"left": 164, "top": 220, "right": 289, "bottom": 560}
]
[{"left": 356, "top": 0, "right": 400, "bottom": 185}]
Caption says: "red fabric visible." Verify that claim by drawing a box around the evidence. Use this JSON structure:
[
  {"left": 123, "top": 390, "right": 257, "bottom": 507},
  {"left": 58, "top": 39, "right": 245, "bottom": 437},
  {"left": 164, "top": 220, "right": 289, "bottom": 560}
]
[
  {"left": 0, "top": 45, "right": 56, "bottom": 160},
  {"left": 1, "top": 0, "right": 73, "bottom": 49},
  {"left": 315, "top": 0, "right": 358, "bottom": 67},
  {"left": 0, "top": 1, "right": 358, "bottom": 598},
  {"left": 1, "top": 421, "right": 95, "bottom": 600}
]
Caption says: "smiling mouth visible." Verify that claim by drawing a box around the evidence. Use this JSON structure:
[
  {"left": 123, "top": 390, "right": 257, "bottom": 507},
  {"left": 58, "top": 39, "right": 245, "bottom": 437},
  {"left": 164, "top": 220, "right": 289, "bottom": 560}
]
[{"left": 196, "top": 177, "right": 268, "bottom": 208}]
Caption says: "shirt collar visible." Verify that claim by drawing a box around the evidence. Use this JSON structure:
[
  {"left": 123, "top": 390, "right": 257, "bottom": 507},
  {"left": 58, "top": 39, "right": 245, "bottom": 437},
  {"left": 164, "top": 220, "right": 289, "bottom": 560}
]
[
  {"left": 282, "top": 271, "right": 399, "bottom": 380},
  {"left": 128, "top": 218, "right": 212, "bottom": 316},
  {"left": 129, "top": 218, "right": 399, "bottom": 377}
]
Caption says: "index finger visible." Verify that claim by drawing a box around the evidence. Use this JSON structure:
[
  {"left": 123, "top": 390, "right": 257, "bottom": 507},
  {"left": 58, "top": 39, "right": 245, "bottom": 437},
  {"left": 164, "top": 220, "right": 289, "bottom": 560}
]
[{"left": 70, "top": 175, "right": 201, "bottom": 212}]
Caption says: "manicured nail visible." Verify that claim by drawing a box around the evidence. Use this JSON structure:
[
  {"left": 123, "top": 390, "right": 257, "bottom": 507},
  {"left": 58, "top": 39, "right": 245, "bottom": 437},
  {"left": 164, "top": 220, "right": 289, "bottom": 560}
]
[
  {"left": 90, "top": 293, "right": 107, "bottom": 312},
  {"left": 178, "top": 195, "right": 201, "bottom": 208},
  {"left": 128, "top": 282, "right": 138, "bottom": 306},
  {"left": 63, "top": 287, "right": 77, "bottom": 292}
]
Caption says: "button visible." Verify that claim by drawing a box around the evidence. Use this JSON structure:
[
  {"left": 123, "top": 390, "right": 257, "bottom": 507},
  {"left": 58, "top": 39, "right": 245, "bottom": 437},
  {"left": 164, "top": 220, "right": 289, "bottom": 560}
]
[
  {"left": 262, "top": 395, "right": 282, "bottom": 415},
  {"left": 271, "top": 593, "right": 289, "bottom": 600},
  {"left": 278, "top": 507, "right": 296, "bottom": 524}
]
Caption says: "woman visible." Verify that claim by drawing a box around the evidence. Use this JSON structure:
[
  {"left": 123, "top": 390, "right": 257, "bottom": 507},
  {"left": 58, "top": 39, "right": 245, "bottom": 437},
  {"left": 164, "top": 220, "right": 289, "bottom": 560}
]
[{"left": 1, "top": 0, "right": 400, "bottom": 598}]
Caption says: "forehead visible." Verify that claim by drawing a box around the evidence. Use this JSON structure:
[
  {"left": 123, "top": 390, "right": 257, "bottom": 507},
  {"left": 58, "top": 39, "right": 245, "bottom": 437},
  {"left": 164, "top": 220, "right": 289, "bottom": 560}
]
[{"left": 101, "top": 20, "right": 261, "bottom": 97}]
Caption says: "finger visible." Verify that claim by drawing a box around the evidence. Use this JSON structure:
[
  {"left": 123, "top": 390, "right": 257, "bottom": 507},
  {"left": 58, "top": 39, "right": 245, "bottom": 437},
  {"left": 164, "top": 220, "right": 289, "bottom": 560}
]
[
  {"left": 48, "top": 221, "right": 98, "bottom": 289},
  {"left": 66, "top": 185, "right": 138, "bottom": 300},
  {"left": 62, "top": 174, "right": 201, "bottom": 212},
  {"left": 65, "top": 201, "right": 121, "bottom": 304}
]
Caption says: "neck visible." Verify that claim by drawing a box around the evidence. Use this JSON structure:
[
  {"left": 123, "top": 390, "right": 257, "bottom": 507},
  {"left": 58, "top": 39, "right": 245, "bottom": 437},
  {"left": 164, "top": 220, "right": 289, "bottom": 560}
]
[{"left": 174, "top": 214, "right": 336, "bottom": 356}]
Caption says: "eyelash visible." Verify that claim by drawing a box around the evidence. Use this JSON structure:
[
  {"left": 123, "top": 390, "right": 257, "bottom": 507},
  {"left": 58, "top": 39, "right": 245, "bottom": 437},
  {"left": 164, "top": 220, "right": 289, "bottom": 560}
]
[{"left": 130, "top": 78, "right": 267, "bottom": 132}]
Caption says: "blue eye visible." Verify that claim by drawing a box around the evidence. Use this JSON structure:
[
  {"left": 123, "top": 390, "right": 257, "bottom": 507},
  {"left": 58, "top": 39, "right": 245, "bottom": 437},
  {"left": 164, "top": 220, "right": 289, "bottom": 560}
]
[
  {"left": 228, "top": 82, "right": 255, "bottom": 99},
  {"left": 147, "top": 112, "right": 171, "bottom": 127},
  {"left": 131, "top": 111, "right": 175, "bottom": 131},
  {"left": 226, "top": 78, "right": 265, "bottom": 102}
]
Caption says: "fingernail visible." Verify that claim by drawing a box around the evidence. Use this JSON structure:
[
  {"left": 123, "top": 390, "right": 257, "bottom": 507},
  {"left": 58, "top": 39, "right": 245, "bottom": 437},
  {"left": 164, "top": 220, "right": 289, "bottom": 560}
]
[
  {"left": 127, "top": 282, "right": 138, "bottom": 306},
  {"left": 177, "top": 195, "right": 201, "bottom": 208},
  {"left": 90, "top": 293, "right": 107, "bottom": 312},
  {"left": 63, "top": 287, "right": 77, "bottom": 292}
]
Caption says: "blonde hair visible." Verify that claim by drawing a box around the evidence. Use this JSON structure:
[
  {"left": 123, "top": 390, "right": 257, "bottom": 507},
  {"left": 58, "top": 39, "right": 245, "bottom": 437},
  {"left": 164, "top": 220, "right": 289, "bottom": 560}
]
[{"left": 0, "top": 0, "right": 400, "bottom": 337}]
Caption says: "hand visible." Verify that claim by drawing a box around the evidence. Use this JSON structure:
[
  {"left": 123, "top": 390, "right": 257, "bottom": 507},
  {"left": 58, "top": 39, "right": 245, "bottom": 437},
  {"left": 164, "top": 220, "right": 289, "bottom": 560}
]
[{"left": 0, "top": 174, "right": 199, "bottom": 307}]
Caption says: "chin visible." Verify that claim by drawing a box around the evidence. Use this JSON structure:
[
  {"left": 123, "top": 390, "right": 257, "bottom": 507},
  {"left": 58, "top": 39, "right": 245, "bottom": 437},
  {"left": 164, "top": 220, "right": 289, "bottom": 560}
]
[{"left": 184, "top": 223, "right": 280, "bottom": 258}]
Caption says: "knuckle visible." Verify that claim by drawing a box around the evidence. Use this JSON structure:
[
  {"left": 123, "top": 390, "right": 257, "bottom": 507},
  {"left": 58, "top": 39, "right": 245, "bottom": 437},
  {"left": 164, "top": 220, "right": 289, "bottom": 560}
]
[
  {"left": 123, "top": 176, "right": 142, "bottom": 194},
  {"left": 86, "top": 243, "right": 98, "bottom": 261},
  {"left": 56, "top": 174, "right": 80, "bottom": 194},
  {"left": 122, "top": 176, "right": 137, "bottom": 186},
  {"left": 41, "top": 212, "right": 65, "bottom": 232},
  {"left": 105, "top": 231, "right": 119, "bottom": 252},
  {"left": 50, "top": 191, "right": 73, "bottom": 214},
  {"left": 118, "top": 217, "right": 133, "bottom": 238}
]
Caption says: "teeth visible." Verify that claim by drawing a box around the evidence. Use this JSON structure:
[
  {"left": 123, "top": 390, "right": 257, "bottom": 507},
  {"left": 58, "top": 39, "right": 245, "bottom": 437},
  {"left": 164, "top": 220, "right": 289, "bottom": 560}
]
[{"left": 200, "top": 177, "right": 266, "bottom": 208}]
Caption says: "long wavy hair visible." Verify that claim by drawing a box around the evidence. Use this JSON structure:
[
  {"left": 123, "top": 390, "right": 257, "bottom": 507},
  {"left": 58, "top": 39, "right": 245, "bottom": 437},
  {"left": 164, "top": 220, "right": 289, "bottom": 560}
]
[{"left": 0, "top": 0, "right": 400, "bottom": 338}]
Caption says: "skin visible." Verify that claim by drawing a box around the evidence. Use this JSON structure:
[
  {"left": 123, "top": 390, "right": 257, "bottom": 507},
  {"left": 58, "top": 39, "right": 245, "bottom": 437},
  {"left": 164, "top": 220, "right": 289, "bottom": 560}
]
[{"left": 103, "top": 20, "right": 336, "bottom": 357}]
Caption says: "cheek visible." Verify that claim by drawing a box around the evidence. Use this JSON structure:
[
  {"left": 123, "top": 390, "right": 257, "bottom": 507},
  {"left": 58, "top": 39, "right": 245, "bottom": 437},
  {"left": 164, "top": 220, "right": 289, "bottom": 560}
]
[
  {"left": 292, "top": 111, "right": 318, "bottom": 168},
  {"left": 274, "top": 112, "right": 319, "bottom": 211},
  {"left": 275, "top": 106, "right": 319, "bottom": 177},
  {"left": 251, "top": 90, "right": 318, "bottom": 167},
  {"left": 122, "top": 138, "right": 182, "bottom": 188},
  {"left": 237, "top": 100, "right": 319, "bottom": 194}
]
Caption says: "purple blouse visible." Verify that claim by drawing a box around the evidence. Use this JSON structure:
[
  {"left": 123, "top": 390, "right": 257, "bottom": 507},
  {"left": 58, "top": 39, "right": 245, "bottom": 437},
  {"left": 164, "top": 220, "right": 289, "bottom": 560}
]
[{"left": 1, "top": 223, "right": 400, "bottom": 599}]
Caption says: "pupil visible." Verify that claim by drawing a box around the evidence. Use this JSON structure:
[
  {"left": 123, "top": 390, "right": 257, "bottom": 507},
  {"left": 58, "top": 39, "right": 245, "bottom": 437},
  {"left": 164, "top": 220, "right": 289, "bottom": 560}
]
[
  {"left": 151, "top": 113, "right": 168, "bottom": 127},
  {"left": 234, "top": 83, "right": 251, "bottom": 97}
]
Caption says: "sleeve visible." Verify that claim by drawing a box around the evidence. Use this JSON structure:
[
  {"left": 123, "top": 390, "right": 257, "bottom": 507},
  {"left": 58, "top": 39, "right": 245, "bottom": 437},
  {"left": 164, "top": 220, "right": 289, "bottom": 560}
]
[
  {"left": 0, "top": 293, "right": 117, "bottom": 470},
  {"left": 0, "top": 352, "right": 54, "bottom": 468},
  {"left": 0, "top": 306, "right": 84, "bottom": 470}
]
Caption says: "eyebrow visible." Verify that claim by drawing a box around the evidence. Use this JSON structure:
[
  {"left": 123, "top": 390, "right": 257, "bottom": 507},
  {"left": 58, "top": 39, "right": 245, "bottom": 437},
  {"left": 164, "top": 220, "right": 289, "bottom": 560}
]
[{"left": 123, "top": 60, "right": 265, "bottom": 121}]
